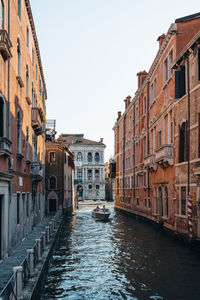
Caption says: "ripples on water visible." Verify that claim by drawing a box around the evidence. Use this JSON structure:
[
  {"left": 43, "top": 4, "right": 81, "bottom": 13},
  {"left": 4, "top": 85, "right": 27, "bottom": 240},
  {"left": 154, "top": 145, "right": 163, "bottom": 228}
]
[{"left": 41, "top": 205, "right": 200, "bottom": 300}]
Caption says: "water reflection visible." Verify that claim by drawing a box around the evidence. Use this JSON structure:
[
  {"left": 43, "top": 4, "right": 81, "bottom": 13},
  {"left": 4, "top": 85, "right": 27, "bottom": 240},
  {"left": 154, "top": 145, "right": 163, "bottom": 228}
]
[{"left": 41, "top": 206, "right": 200, "bottom": 300}]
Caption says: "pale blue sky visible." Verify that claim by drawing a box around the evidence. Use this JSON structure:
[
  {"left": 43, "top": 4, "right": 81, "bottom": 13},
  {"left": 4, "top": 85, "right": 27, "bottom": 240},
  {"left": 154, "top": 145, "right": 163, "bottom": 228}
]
[{"left": 30, "top": 0, "right": 200, "bottom": 161}]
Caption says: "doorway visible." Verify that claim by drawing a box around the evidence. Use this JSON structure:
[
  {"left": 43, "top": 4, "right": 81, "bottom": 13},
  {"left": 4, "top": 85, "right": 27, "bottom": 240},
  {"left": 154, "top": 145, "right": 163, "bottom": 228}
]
[{"left": 49, "top": 198, "right": 57, "bottom": 213}]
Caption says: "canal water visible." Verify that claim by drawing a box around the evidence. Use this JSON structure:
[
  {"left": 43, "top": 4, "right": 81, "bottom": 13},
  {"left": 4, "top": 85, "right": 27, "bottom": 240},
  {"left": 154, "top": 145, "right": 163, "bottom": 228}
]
[{"left": 41, "top": 204, "right": 200, "bottom": 300}]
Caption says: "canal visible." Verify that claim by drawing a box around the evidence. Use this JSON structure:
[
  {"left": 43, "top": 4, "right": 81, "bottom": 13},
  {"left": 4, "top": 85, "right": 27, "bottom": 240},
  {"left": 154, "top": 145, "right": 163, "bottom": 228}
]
[{"left": 41, "top": 204, "right": 200, "bottom": 300}]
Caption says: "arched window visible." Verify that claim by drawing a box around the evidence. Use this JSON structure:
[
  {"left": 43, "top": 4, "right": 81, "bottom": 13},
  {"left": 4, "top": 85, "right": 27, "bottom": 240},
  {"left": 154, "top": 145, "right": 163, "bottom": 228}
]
[
  {"left": 26, "top": 126, "right": 29, "bottom": 160},
  {"left": 18, "top": 0, "right": 21, "bottom": 21},
  {"left": 95, "top": 152, "right": 99, "bottom": 163},
  {"left": 26, "top": 65, "right": 29, "bottom": 97},
  {"left": 0, "top": 96, "right": 4, "bottom": 137},
  {"left": 17, "top": 111, "right": 22, "bottom": 153},
  {"left": 88, "top": 152, "right": 92, "bottom": 163},
  {"left": 179, "top": 121, "right": 188, "bottom": 162},
  {"left": 26, "top": 26, "right": 29, "bottom": 48},
  {"left": 17, "top": 38, "right": 21, "bottom": 76},
  {"left": 49, "top": 176, "right": 57, "bottom": 190},
  {"left": 0, "top": 0, "right": 5, "bottom": 29},
  {"left": 77, "top": 152, "right": 82, "bottom": 161},
  {"left": 77, "top": 169, "right": 82, "bottom": 179}
]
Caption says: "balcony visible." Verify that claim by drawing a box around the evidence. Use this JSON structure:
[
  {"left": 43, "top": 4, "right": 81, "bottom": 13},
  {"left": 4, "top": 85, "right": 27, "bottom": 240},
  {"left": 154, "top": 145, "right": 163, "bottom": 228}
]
[
  {"left": 155, "top": 144, "right": 173, "bottom": 168},
  {"left": 136, "top": 163, "right": 144, "bottom": 176},
  {"left": 31, "top": 108, "right": 43, "bottom": 135},
  {"left": 143, "top": 154, "right": 157, "bottom": 172},
  {"left": 0, "top": 29, "right": 12, "bottom": 60},
  {"left": 31, "top": 162, "right": 43, "bottom": 182},
  {"left": 0, "top": 137, "right": 12, "bottom": 157}
]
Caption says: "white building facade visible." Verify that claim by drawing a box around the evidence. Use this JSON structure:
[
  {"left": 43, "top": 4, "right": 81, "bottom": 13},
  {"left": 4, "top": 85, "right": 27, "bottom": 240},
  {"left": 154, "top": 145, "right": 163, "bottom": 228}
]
[{"left": 61, "top": 134, "right": 106, "bottom": 201}]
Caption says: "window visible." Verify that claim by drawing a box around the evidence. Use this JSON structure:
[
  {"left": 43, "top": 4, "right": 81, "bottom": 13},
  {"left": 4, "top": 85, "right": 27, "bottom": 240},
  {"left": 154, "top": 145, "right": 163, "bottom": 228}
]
[
  {"left": 26, "top": 126, "right": 29, "bottom": 160},
  {"left": 26, "top": 26, "right": 29, "bottom": 48},
  {"left": 150, "top": 78, "right": 156, "bottom": 104},
  {"left": 77, "top": 169, "right": 82, "bottom": 179},
  {"left": 164, "top": 57, "right": 168, "bottom": 82},
  {"left": 88, "top": 152, "right": 92, "bottom": 163},
  {"left": 135, "top": 106, "right": 139, "bottom": 123},
  {"left": 95, "top": 169, "right": 99, "bottom": 180},
  {"left": 18, "top": 0, "right": 21, "bottom": 21},
  {"left": 158, "top": 131, "right": 162, "bottom": 148},
  {"left": 180, "top": 186, "right": 186, "bottom": 215},
  {"left": 179, "top": 121, "right": 188, "bottom": 162},
  {"left": 175, "top": 65, "right": 186, "bottom": 99},
  {"left": 88, "top": 169, "right": 92, "bottom": 180},
  {"left": 17, "top": 38, "right": 21, "bottom": 76},
  {"left": 77, "top": 152, "right": 82, "bottom": 161},
  {"left": 17, "top": 111, "right": 22, "bottom": 153},
  {"left": 129, "top": 116, "right": 132, "bottom": 130},
  {"left": 96, "top": 185, "right": 99, "bottom": 189},
  {"left": 49, "top": 176, "right": 57, "bottom": 190},
  {"left": 17, "top": 193, "right": 20, "bottom": 224},
  {"left": 36, "top": 64, "right": 37, "bottom": 80},
  {"left": 144, "top": 173, "right": 146, "bottom": 187},
  {"left": 0, "top": 96, "right": 4, "bottom": 137},
  {"left": 26, "top": 65, "right": 29, "bottom": 97},
  {"left": 143, "top": 136, "right": 146, "bottom": 157},
  {"left": 148, "top": 198, "right": 151, "bottom": 209},
  {"left": 39, "top": 77, "right": 42, "bottom": 94},
  {"left": 88, "top": 184, "right": 92, "bottom": 189},
  {"left": 0, "top": 0, "right": 4, "bottom": 29},
  {"left": 168, "top": 49, "right": 173, "bottom": 77},
  {"left": 143, "top": 96, "right": 146, "bottom": 115},
  {"left": 164, "top": 187, "right": 168, "bottom": 217},
  {"left": 136, "top": 197, "right": 139, "bottom": 206},
  {"left": 49, "top": 151, "right": 56, "bottom": 163},
  {"left": 95, "top": 152, "right": 100, "bottom": 163}
]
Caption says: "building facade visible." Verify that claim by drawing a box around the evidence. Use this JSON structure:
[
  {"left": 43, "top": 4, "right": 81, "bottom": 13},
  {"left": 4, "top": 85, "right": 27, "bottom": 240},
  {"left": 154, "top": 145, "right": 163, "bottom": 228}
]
[
  {"left": 60, "top": 134, "right": 106, "bottom": 201},
  {"left": 105, "top": 158, "right": 116, "bottom": 201},
  {"left": 113, "top": 13, "right": 200, "bottom": 241},
  {"left": 45, "top": 137, "right": 75, "bottom": 214},
  {"left": 0, "top": 0, "right": 47, "bottom": 260}
]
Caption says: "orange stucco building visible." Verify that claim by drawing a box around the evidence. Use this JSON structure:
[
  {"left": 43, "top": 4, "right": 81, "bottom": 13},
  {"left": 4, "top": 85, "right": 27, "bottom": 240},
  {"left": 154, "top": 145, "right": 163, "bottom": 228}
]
[
  {"left": 0, "top": 0, "right": 47, "bottom": 259},
  {"left": 113, "top": 12, "right": 200, "bottom": 241}
]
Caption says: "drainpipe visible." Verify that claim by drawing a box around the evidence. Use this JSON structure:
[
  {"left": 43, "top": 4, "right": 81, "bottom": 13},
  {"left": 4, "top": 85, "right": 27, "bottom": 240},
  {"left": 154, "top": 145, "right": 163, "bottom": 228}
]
[
  {"left": 123, "top": 115, "right": 126, "bottom": 201},
  {"left": 7, "top": 0, "right": 11, "bottom": 139},
  {"left": 147, "top": 81, "right": 150, "bottom": 198},
  {"left": 187, "top": 55, "right": 190, "bottom": 195}
]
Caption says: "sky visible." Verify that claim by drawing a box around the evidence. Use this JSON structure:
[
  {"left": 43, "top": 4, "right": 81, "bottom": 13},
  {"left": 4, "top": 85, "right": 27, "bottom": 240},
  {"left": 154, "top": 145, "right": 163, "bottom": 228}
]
[{"left": 30, "top": 0, "right": 200, "bottom": 162}]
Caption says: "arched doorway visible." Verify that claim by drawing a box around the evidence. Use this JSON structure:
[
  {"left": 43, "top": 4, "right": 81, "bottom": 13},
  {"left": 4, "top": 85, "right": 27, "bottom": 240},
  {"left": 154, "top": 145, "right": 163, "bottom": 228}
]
[{"left": 48, "top": 191, "right": 58, "bottom": 214}]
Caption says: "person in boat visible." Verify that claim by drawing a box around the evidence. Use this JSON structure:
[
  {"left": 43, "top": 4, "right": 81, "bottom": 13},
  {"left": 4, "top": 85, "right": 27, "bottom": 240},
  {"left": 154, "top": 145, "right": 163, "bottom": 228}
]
[
  {"left": 95, "top": 206, "right": 100, "bottom": 211},
  {"left": 103, "top": 205, "right": 106, "bottom": 212}
]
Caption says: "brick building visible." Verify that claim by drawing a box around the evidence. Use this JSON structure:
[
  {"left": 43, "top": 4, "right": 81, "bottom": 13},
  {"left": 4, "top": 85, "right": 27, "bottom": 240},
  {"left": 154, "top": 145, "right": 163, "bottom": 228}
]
[
  {"left": 0, "top": 0, "right": 47, "bottom": 259},
  {"left": 113, "top": 13, "right": 200, "bottom": 241},
  {"left": 45, "top": 136, "right": 75, "bottom": 214}
]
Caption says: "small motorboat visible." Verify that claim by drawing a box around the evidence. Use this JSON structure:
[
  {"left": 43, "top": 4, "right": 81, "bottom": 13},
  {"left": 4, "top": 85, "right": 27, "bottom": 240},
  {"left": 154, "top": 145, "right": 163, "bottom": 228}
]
[{"left": 92, "top": 207, "right": 111, "bottom": 221}]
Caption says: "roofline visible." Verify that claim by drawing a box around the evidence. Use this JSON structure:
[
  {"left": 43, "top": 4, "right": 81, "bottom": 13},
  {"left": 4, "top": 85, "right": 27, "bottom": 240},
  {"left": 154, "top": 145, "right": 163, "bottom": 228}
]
[
  {"left": 175, "top": 12, "right": 200, "bottom": 23},
  {"left": 24, "top": 0, "right": 47, "bottom": 99}
]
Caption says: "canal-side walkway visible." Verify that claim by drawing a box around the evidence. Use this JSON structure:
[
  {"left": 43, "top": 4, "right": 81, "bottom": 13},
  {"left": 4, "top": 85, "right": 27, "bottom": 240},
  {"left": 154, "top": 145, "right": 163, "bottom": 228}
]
[{"left": 0, "top": 210, "right": 63, "bottom": 300}]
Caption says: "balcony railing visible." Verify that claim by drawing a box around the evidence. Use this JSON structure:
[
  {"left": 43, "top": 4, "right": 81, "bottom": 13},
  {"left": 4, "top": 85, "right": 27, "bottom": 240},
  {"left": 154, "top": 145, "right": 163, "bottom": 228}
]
[
  {"left": 31, "top": 162, "right": 43, "bottom": 181},
  {"left": 31, "top": 108, "right": 43, "bottom": 135},
  {"left": 155, "top": 144, "right": 173, "bottom": 168},
  {"left": 0, "top": 29, "right": 12, "bottom": 60},
  {"left": 143, "top": 154, "right": 157, "bottom": 172},
  {"left": 0, "top": 137, "right": 12, "bottom": 157}
]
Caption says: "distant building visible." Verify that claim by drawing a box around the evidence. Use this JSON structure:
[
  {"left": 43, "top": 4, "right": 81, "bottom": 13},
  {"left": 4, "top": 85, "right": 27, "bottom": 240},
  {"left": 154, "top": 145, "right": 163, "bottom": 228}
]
[
  {"left": 105, "top": 158, "right": 116, "bottom": 201},
  {"left": 45, "top": 123, "right": 75, "bottom": 214},
  {"left": 0, "top": 0, "right": 47, "bottom": 259},
  {"left": 60, "top": 134, "right": 106, "bottom": 201}
]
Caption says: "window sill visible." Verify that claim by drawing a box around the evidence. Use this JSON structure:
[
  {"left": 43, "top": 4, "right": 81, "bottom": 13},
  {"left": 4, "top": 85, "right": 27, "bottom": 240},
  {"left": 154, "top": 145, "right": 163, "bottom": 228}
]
[
  {"left": 175, "top": 214, "right": 187, "bottom": 219},
  {"left": 16, "top": 76, "right": 24, "bottom": 88}
]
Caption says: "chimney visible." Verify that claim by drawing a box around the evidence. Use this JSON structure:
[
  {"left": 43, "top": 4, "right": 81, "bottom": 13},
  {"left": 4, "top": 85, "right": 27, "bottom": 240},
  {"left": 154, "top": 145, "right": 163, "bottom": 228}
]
[
  {"left": 137, "top": 71, "right": 148, "bottom": 89},
  {"left": 100, "top": 138, "right": 104, "bottom": 143},
  {"left": 124, "top": 95, "right": 131, "bottom": 110},
  {"left": 157, "top": 34, "right": 166, "bottom": 48},
  {"left": 117, "top": 111, "right": 121, "bottom": 121}
]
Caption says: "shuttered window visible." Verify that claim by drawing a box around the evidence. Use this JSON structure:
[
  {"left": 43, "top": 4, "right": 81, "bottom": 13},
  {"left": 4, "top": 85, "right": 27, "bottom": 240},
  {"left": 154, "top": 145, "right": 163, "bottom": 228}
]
[
  {"left": 181, "top": 186, "right": 186, "bottom": 215},
  {"left": 175, "top": 65, "right": 186, "bottom": 98},
  {"left": 179, "top": 121, "right": 188, "bottom": 162}
]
